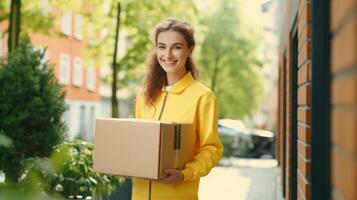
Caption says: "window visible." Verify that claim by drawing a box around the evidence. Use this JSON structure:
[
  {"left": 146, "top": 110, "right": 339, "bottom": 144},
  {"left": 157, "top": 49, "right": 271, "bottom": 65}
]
[
  {"left": 87, "top": 66, "right": 96, "bottom": 91},
  {"left": 73, "top": 57, "right": 83, "bottom": 87},
  {"left": 74, "top": 14, "right": 83, "bottom": 40},
  {"left": 59, "top": 53, "right": 71, "bottom": 85},
  {"left": 41, "top": 0, "right": 50, "bottom": 13},
  {"left": 63, "top": 105, "right": 71, "bottom": 132},
  {"left": 79, "top": 105, "right": 87, "bottom": 139},
  {"left": 88, "top": 106, "right": 95, "bottom": 141},
  {"left": 61, "top": 12, "right": 72, "bottom": 36}
]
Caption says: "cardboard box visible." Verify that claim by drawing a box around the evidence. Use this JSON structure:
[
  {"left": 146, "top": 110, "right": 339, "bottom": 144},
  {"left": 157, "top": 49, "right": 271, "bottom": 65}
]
[{"left": 92, "top": 118, "right": 194, "bottom": 180}]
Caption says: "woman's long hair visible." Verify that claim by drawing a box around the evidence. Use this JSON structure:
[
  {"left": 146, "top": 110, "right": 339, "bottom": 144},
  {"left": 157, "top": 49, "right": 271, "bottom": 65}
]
[{"left": 143, "top": 18, "right": 199, "bottom": 106}]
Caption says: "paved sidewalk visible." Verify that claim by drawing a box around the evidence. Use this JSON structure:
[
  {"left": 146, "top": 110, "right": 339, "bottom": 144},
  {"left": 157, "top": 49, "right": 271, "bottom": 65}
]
[{"left": 198, "top": 158, "right": 283, "bottom": 200}]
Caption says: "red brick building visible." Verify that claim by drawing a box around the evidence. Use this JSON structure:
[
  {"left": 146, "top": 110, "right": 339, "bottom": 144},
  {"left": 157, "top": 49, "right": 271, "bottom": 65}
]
[
  {"left": 0, "top": 4, "right": 101, "bottom": 141},
  {"left": 276, "top": 0, "right": 357, "bottom": 199}
]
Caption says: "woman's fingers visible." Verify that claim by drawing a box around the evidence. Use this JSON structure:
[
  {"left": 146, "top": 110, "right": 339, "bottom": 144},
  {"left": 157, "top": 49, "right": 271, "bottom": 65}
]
[
  {"left": 164, "top": 169, "right": 180, "bottom": 175},
  {"left": 156, "top": 169, "right": 183, "bottom": 184}
]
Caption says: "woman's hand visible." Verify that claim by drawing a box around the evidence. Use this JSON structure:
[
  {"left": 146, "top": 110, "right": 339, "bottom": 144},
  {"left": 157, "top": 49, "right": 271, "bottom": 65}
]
[{"left": 157, "top": 169, "right": 184, "bottom": 184}]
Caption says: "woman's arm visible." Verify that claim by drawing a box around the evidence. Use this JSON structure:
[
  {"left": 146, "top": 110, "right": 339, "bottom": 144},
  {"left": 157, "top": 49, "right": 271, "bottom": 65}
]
[{"left": 181, "top": 93, "right": 224, "bottom": 182}]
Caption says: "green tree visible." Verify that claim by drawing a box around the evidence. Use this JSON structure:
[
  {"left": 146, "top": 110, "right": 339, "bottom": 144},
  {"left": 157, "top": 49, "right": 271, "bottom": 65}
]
[
  {"left": 0, "top": 0, "right": 57, "bottom": 35},
  {"left": 0, "top": 37, "right": 67, "bottom": 183},
  {"left": 198, "top": 0, "right": 265, "bottom": 118}
]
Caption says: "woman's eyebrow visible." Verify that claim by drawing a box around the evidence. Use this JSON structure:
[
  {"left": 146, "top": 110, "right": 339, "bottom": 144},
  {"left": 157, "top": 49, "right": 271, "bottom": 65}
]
[
  {"left": 172, "top": 43, "right": 183, "bottom": 46},
  {"left": 157, "top": 42, "right": 184, "bottom": 46}
]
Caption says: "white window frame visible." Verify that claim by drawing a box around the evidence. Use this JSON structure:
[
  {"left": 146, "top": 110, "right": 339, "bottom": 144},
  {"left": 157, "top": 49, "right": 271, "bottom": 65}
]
[
  {"left": 60, "top": 12, "right": 72, "bottom": 36},
  {"left": 79, "top": 105, "right": 87, "bottom": 139},
  {"left": 74, "top": 14, "right": 83, "bottom": 40},
  {"left": 86, "top": 66, "right": 96, "bottom": 91},
  {"left": 72, "top": 57, "right": 83, "bottom": 87},
  {"left": 41, "top": 0, "right": 50, "bottom": 13},
  {"left": 59, "top": 53, "right": 71, "bottom": 85}
]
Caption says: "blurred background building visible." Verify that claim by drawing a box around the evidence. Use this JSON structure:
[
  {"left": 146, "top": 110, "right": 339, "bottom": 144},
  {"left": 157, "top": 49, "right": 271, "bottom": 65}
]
[
  {"left": 250, "top": 0, "right": 279, "bottom": 132},
  {"left": 0, "top": 1, "right": 136, "bottom": 142}
]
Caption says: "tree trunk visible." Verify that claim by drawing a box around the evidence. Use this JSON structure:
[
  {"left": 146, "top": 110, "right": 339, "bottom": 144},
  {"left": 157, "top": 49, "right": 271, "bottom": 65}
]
[
  {"left": 8, "top": 0, "right": 21, "bottom": 53},
  {"left": 111, "top": 2, "right": 121, "bottom": 118}
]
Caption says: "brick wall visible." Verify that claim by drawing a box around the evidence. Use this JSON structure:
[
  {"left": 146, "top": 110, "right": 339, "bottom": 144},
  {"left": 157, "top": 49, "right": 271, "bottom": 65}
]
[
  {"left": 296, "top": 1, "right": 312, "bottom": 199},
  {"left": 277, "top": 0, "right": 357, "bottom": 199},
  {"left": 277, "top": 0, "right": 312, "bottom": 199},
  {"left": 330, "top": 0, "right": 357, "bottom": 199}
]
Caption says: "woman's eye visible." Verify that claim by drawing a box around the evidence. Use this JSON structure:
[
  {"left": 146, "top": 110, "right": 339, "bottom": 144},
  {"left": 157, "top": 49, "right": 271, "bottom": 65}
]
[
  {"left": 157, "top": 46, "right": 165, "bottom": 49},
  {"left": 174, "top": 46, "right": 182, "bottom": 50}
]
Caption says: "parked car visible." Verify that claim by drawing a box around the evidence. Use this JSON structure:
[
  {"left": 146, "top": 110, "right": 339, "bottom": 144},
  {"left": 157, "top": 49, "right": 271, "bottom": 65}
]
[
  {"left": 218, "top": 119, "right": 275, "bottom": 158},
  {"left": 218, "top": 119, "right": 253, "bottom": 158},
  {"left": 246, "top": 129, "right": 275, "bottom": 158}
]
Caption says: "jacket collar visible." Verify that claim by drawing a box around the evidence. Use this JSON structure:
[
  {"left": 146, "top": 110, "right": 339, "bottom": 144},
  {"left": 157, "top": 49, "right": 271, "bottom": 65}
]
[{"left": 162, "top": 72, "right": 194, "bottom": 94}]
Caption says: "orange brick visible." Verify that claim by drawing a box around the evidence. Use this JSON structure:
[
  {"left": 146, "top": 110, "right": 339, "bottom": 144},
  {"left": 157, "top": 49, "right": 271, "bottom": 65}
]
[
  {"left": 298, "top": 0, "right": 305, "bottom": 22},
  {"left": 331, "top": 18, "right": 357, "bottom": 73},
  {"left": 298, "top": 84, "right": 311, "bottom": 105},
  {"left": 331, "top": 110, "right": 357, "bottom": 155},
  {"left": 331, "top": 0, "right": 357, "bottom": 32},
  {"left": 298, "top": 40, "right": 312, "bottom": 67},
  {"left": 298, "top": 153, "right": 311, "bottom": 179},
  {"left": 298, "top": 1, "right": 312, "bottom": 40},
  {"left": 298, "top": 140, "right": 311, "bottom": 159},
  {"left": 298, "top": 170, "right": 311, "bottom": 200},
  {"left": 298, "top": 187, "right": 306, "bottom": 200},
  {"left": 298, "top": 23, "right": 311, "bottom": 51},
  {"left": 298, "top": 108, "right": 311, "bottom": 124},
  {"left": 298, "top": 62, "right": 311, "bottom": 84},
  {"left": 332, "top": 148, "right": 357, "bottom": 200},
  {"left": 331, "top": 74, "right": 357, "bottom": 106},
  {"left": 298, "top": 124, "right": 311, "bottom": 143}
]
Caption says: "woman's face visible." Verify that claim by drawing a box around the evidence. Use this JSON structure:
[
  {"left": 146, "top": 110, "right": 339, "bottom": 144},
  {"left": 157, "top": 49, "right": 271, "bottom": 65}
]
[{"left": 156, "top": 30, "right": 192, "bottom": 78}]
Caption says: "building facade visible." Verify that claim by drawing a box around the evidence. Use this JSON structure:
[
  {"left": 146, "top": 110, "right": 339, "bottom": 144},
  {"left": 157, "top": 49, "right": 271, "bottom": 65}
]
[
  {"left": 0, "top": 4, "right": 101, "bottom": 141},
  {"left": 276, "top": 0, "right": 357, "bottom": 200}
]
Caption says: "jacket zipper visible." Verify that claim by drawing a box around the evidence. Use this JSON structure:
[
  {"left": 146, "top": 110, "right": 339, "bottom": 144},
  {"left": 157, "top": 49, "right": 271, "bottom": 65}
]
[
  {"left": 149, "top": 90, "right": 169, "bottom": 200},
  {"left": 158, "top": 91, "right": 169, "bottom": 121}
]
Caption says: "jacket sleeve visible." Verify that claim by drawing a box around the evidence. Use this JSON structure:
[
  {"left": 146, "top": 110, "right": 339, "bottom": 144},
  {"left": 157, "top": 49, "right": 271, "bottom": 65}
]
[{"left": 181, "top": 92, "right": 223, "bottom": 181}]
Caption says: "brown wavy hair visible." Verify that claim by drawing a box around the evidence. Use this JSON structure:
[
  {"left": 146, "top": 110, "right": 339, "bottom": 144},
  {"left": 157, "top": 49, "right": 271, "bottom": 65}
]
[{"left": 143, "top": 18, "right": 199, "bottom": 106}]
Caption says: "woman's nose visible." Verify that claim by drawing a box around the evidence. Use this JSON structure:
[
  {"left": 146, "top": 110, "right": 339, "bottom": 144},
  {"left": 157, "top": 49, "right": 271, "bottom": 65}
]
[{"left": 165, "top": 49, "right": 173, "bottom": 58}]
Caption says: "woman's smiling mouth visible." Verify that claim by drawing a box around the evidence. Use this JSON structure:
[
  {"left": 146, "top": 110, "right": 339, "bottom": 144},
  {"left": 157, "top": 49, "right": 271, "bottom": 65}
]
[{"left": 163, "top": 59, "right": 178, "bottom": 65}]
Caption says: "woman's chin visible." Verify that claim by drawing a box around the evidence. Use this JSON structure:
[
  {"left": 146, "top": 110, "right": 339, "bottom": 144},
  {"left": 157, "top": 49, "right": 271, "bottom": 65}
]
[{"left": 162, "top": 66, "right": 178, "bottom": 73}]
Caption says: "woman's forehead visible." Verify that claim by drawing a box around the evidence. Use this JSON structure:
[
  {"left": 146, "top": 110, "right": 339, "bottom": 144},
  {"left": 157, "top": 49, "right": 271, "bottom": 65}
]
[{"left": 157, "top": 30, "right": 187, "bottom": 45}]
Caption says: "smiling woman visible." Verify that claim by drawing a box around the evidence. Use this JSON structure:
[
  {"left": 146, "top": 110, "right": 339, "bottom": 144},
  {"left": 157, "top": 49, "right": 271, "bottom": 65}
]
[
  {"left": 156, "top": 30, "right": 193, "bottom": 85},
  {"left": 131, "top": 18, "right": 223, "bottom": 200}
]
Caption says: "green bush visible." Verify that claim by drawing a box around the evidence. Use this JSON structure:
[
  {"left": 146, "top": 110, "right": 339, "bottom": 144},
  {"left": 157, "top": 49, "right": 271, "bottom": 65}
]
[
  {"left": 45, "top": 140, "right": 123, "bottom": 198},
  {"left": 0, "top": 140, "right": 123, "bottom": 199},
  {"left": 0, "top": 37, "right": 67, "bottom": 183}
]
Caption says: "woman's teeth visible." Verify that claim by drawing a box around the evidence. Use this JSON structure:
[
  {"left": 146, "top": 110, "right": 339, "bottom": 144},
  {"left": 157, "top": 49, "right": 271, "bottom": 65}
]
[{"left": 165, "top": 60, "right": 176, "bottom": 64}]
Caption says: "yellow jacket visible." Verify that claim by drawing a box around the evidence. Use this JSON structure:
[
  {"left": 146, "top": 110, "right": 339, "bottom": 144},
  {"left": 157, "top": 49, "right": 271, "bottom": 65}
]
[{"left": 133, "top": 73, "right": 223, "bottom": 200}]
